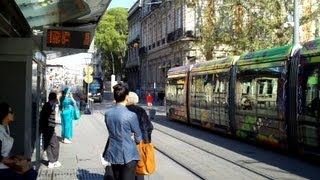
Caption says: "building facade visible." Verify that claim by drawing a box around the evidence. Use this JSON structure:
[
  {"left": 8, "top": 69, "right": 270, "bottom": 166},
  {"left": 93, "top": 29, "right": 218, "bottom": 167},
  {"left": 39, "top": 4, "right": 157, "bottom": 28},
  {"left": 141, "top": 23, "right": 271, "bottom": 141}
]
[
  {"left": 127, "top": 1, "right": 142, "bottom": 91},
  {"left": 126, "top": 0, "right": 206, "bottom": 93},
  {"left": 126, "top": 0, "right": 320, "bottom": 94}
]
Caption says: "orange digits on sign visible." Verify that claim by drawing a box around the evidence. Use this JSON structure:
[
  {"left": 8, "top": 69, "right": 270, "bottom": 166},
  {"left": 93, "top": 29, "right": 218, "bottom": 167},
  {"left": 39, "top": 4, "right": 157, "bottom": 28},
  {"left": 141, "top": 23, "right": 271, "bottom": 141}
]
[
  {"left": 83, "top": 32, "right": 90, "bottom": 46},
  {"left": 62, "top": 31, "right": 71, "bottom": 45}
]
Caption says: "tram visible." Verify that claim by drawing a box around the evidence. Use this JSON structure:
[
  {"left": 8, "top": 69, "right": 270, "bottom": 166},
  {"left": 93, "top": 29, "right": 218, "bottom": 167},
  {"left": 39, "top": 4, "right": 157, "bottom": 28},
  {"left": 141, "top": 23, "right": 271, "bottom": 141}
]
[{"left": 166, "top": 38, "right": 320, "bottom": 157}]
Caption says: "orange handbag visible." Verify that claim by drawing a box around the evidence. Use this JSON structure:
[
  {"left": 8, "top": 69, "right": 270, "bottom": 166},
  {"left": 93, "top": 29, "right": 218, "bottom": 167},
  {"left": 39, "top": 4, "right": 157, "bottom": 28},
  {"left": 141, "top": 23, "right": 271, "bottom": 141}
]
[{"left": 136, "top": 141, "right": 156, "bottom": 175}]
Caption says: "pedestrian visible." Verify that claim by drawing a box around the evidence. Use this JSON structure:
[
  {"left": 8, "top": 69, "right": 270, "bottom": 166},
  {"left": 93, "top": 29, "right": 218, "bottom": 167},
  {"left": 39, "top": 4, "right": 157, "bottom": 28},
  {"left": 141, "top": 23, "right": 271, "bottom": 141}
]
[
  {"left": 39, "top": 92, "right": 61, "bottom": 168},
  {"left": 59, "top": 87, "right": 76, "bottom": 144},
  {"left": 126, "top": 92, "right": 154, "bottom": 180},
  {"left": 127, "top": 92, "right": 153, "bottom": 143},
  {"left": 146, "top": 92, "right": 153, "bottom": 109},
  {"left": 158, "top": 91, "right": 165, "bottom": 106},
  {"left": 0, "top": 102, "right": 38, "bottom": 179},
  {"left": 103, "top": 84, "right": 142, "bottom": 180}
]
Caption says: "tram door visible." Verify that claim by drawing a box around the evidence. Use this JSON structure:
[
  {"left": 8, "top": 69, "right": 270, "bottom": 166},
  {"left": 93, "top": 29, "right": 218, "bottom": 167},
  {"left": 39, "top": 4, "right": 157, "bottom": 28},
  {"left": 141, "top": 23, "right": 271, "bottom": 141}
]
[
  {"left": 298, "top": 64, "right": 320, "bottom": 153},
  {"left": 235, "top": 66, "right": 287, "bottom": 147},
  {"left": 189, "top": 73, "right": 229, "bottom": 132}
]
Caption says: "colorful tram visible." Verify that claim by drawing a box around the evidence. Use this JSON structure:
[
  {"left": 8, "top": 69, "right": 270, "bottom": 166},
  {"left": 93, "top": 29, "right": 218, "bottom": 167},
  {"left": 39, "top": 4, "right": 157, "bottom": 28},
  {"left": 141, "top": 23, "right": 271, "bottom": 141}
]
[{"left": 166, "top": 38, "right": 320, "bottom": 157}]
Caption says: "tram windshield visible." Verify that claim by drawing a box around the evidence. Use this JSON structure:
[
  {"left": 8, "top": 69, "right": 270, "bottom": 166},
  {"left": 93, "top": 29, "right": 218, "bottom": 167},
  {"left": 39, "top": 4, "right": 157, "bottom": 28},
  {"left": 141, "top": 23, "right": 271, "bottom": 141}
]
[{"left": 166, "top": 78, "right": 186, "bottom": 105}]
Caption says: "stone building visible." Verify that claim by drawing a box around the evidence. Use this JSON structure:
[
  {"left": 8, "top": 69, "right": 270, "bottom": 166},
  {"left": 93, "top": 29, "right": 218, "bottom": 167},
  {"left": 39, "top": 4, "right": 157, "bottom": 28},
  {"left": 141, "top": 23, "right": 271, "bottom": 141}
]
[
  {"left": 126, "top": 0, "right": 206, "bottom": 93},
  {"left": 127, "top": 1, "right": 142, "bottom": 91},
  {"left": 126, "top": 0, "right": 320, "bottom": 93}
]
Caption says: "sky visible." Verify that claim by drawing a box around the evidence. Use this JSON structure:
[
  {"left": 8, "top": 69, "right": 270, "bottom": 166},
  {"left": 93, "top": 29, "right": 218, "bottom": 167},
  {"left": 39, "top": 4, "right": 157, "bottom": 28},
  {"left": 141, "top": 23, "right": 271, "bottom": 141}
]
[{"left": 108, "top": 0, "right": 137, "bottom": 9}]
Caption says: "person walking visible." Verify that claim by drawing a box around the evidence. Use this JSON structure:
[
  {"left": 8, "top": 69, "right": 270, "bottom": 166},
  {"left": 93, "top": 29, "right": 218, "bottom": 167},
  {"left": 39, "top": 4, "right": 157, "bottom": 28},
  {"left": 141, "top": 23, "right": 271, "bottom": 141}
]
[
  {"left": 0, "top": 102, "right": 38, "bottom": 179},
  {"left": 146, "top": 92, "right": 153, "bottom": 108},
  {"left": 59, "top": 88, "right": 76, "bottom": 144},
  {"left": 157, "top": 91, "right": 165, "bottom": 106},
  {"left": 127, "top": 92, "right": 153, "bottom": 143},
  {"left": 126, "top": 92, "right": 154, "bottom": 180},
  {"left": 39, "top": 92, "right": 61, "bottom": 168},
  {"left": 103, "top": 84, "right": 142, "bottom": 180}
]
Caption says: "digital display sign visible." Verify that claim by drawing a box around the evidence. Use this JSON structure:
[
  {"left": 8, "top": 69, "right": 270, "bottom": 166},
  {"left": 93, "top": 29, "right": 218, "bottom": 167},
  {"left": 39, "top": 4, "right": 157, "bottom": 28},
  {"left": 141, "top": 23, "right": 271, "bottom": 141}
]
[{"left": 46, "top": 29, "right": 91, "bottom": 49}]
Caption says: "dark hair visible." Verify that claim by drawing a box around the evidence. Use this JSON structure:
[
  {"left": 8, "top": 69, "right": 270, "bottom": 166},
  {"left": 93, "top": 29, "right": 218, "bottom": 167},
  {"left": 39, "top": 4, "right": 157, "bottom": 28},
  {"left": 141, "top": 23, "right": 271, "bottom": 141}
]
[
  {"left": 113, "top": 83, "right": 129, "bottom": 103},
  {"left": 0, "top": 102, "right": 10, "bottom": 124},
  {"left": 49, "top": 92, "right": 57, "bottom": 101}
]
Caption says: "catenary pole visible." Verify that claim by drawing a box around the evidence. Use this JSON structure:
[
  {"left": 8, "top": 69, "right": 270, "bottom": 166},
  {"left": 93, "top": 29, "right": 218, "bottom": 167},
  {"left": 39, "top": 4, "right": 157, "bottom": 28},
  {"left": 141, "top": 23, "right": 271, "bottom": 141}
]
[{"left": 293, "top": 0, "right": 300, "bottom": 45}]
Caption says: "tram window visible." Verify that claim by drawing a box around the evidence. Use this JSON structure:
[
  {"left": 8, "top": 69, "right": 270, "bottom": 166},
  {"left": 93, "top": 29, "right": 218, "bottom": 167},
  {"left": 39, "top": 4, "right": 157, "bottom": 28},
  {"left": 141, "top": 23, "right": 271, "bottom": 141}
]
[
  {"left": 257, "top": 79, "right": 277, "bottom": 98},
  {"left": 213, "top": 74, "right": 228, "bottom": 103},
  {"left": 302, "top": 66, "right": 320, "bottom": 117},
  {"left": 166, "top": 78, "right": 185, "bottom": 105},
  {"left": 190, "top": 74, "right": 214, "bottom": 108},
  {"left": 237, "top": 78, "right": 254, "bottom": 110}
]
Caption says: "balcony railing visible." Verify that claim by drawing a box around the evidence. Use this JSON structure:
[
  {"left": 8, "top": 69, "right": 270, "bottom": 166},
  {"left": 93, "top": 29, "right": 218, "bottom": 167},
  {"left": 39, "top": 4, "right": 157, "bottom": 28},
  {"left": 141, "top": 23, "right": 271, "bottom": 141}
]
[
  {"left": 139, "top": 46, "right": 147, "bottom": 55},
  {"left": 166, "top": 28, "right": 183, "bottom": 43}
]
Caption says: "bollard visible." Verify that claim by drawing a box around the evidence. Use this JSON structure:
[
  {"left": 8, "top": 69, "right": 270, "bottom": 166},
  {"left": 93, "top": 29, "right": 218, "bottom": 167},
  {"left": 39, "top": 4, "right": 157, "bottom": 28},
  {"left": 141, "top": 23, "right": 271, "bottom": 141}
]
[{"left": 149, "top": 109, "right": 156, "bottom": 120}]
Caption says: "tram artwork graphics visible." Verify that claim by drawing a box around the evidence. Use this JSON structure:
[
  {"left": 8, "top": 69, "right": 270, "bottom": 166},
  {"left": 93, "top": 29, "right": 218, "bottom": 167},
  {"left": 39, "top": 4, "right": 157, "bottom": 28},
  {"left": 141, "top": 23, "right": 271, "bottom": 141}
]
[{"left": 166, "top": 38, "right": 320, "bottom": 157}]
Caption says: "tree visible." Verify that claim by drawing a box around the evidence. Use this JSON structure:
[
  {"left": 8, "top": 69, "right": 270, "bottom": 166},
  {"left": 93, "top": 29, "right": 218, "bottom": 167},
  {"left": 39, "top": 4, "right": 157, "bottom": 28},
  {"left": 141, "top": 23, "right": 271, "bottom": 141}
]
[
  {"left": 196, "top": 0, "right": 320, "bottom": 59},
  {"left": 95, "top": 8, "right": 128, "bottom": 81}
]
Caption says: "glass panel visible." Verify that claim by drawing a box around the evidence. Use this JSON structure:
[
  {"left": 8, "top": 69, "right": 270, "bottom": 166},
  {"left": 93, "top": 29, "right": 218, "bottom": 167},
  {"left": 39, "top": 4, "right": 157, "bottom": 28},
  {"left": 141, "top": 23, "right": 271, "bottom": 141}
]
[
  {"left": 15, "top": 0, "right": 109, "bottom": 27},
  {"left": 236, "top": 66, "right": 286, "bottom": 145},
  {"left": 299, "top": 64, "right": 320, "bottom": 147},
  {"left": 213, "top": 73, "right": 229, "bottom": 127},
  {"left": 166, "top": 77, "right": 187, "bottom": 121},
  {"left": 166, "top": 77, "right": 185, "bottom": 106},
  {"left": 189, "top": 74, "right": 214, "bottom": 127},
  {"left": 189, "top": 73, "right": 229, "bottom": 130}
]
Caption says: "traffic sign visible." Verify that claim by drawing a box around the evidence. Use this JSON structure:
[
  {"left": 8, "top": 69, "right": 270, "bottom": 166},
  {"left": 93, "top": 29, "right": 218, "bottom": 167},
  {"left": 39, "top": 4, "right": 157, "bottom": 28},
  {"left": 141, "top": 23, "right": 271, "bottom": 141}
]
[
  {"left": 84, "top": 65, "right": 93, "bottom": 75},
  {"left": 84, "top": 75, "right": 93, "bottom": 83}
]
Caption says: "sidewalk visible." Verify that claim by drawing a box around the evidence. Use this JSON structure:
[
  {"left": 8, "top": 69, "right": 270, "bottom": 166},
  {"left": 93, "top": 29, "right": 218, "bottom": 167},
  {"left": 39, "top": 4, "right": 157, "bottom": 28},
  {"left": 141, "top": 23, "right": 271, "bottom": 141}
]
[
  {"left": 37, "top": 112, "right": 107, "bottom": 180},
  {"left": 36, "top": 102, "right": 197, "bottom": 180}
]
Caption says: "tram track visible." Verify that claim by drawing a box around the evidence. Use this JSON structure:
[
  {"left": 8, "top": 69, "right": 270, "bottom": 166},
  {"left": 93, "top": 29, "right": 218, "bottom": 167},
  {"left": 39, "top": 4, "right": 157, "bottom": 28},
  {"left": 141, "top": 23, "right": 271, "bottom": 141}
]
[
  {"left": 97, "top": 106, "right": 272, "bottom": 179},
  {"left": 154, "top": 145, "right": 205, "bottom": 180},
  {"left": 153, "top": 123, "right": 274, "bottom": 180}
]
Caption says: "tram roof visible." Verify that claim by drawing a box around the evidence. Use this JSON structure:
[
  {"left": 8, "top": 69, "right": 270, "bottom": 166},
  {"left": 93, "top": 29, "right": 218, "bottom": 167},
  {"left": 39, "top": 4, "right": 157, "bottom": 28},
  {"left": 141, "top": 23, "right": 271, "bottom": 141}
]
[
  {"left": 238, "top": 44, "right": 293, "bottom": 66},
  {"left": 301, "top": 38, "right": 320, "bottom": 62},
  {"left": 167, "top": 65, "right": 191, "bottom": 78},
  {"left": 191, "top": 56, "right": 238, "bottom": 73}
]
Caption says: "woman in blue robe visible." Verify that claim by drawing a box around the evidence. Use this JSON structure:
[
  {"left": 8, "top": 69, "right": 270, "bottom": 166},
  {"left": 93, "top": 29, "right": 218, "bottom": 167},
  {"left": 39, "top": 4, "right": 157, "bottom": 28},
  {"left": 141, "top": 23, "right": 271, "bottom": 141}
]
[{"left": 59, "top": 88, "right": 76, "bottom": 144}]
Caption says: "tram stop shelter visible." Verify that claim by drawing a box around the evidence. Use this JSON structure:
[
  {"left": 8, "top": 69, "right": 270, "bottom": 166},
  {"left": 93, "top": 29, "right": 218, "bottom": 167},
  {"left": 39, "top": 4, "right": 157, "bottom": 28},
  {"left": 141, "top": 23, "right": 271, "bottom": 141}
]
[{"left": 0, "top": 0, "right": 111, "bottom": 166}]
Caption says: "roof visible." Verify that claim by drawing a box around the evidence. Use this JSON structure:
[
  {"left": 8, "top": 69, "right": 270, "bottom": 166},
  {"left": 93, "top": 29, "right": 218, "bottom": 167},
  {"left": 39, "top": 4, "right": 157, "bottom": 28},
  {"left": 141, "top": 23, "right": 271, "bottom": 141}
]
[
  {"left": 1, "top": 0, "right": 111, "bottom": 37},
  {"left": 301, "top": 38, "right": 320, "bottom": 57},
  {"left": 238, "top": 45, "right": 293, "bottom": 66},
  {"left": 191, "top": 56, "right": 238, "bottom": 73}
]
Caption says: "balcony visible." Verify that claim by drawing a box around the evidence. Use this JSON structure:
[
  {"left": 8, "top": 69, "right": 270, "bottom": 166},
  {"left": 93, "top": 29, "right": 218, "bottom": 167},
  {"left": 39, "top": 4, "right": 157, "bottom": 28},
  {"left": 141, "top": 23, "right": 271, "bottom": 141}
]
[
  {"left": 166, "top": 28, "right": 183, "bottom": 43},
  {"left": 139, "top": 46, "right": 147, "bottom": 55},
  {"left": 167, "top": 31, "right": 175, "bottom": 43}
]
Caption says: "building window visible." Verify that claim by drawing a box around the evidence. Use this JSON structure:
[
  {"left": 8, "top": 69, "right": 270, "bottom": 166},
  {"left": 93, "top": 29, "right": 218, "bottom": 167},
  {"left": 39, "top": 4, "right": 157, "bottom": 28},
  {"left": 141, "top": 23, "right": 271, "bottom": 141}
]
[
  {"left": 176, "top": 7, "right": 181, "bottom": 29},
  {"left": 168, "top": 14, "right": 173, "bottom": 33},
  {"left": 162, "top": 16, "right": 166, "bottom": 38}
]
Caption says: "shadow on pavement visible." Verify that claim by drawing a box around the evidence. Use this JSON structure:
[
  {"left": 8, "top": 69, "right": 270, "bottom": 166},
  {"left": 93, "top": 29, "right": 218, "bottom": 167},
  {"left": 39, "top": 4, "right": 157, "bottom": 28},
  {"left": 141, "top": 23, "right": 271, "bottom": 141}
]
[
  {"left": 151, "top": 114, "right": 320, "bottom": 179},
  {"left": 77, "top": 169, "right": 104, "bottom": 180}
]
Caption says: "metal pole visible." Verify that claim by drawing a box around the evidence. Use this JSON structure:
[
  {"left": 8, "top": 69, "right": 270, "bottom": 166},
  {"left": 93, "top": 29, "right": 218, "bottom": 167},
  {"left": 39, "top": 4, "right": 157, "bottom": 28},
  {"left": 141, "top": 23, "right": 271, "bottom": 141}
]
[
  {"left": 111, "top": 52, "right": 115, "bottom": 75},
  {"left": 293, "top": 0, "right": 300, "bottom": 45},
  {"left": 87, "top": 81, "right": 90, "bottom": 106}
]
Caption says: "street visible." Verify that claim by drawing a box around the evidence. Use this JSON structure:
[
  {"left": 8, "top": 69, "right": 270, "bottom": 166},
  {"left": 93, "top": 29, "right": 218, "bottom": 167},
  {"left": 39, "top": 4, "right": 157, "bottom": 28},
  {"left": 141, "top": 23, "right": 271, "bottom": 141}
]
[{"left": 37, "top": 93, "right": 320, "bottom": 180}]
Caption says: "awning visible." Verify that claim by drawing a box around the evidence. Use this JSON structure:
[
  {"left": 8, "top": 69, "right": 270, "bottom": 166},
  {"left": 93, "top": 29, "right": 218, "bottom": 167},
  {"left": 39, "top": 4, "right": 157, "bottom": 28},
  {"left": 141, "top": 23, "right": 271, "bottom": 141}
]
[{"left": 15, "top": 0, "right": 111, "bottom": 28}]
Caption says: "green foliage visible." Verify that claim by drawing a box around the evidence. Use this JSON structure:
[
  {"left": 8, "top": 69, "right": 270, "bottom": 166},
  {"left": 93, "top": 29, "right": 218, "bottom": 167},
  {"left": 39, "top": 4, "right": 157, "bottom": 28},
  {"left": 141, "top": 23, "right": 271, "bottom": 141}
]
[
  {"left": 196, "top": 0, "right": 319, "bottom": 59},
  {"left": 95, "top": 8, "right": 128, "bottom": 80}
]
